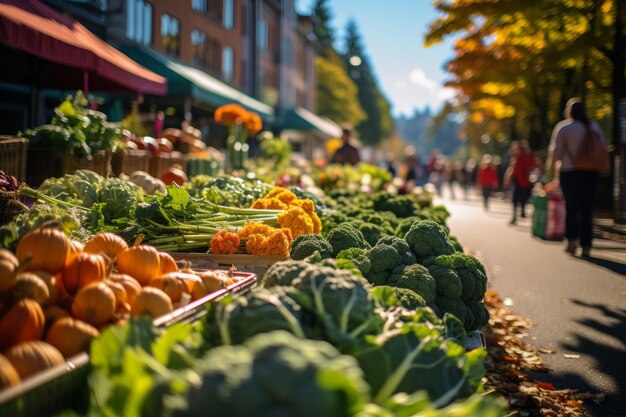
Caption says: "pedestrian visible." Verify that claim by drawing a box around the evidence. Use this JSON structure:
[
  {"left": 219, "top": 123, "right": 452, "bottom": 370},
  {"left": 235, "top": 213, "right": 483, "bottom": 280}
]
[
  {"left": 463, "top": 158, "right": 478, "bottom": 199},
  {"left": 477, "top": 154, "right": 499, "bottom": 210},
  {"left": 330, "top": 124, "right": 361, "bottom": 165},
  {"left": 505, "top": 140, "right": 534, "bottom": 224},
  {"left": 402, "top": 147, "right": 422, "bottom": 190},
  {"left": 546, "top": 97, "right": 608, "bottom": 258}
]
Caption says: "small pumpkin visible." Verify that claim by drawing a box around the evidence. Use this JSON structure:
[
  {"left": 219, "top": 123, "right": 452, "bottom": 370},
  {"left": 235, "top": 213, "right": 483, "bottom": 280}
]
[
  {"left": 0, "top": 299, "right": 45, "bottom": 350},
  {"left": 190, "top": 281, "right": 210, "bottom": 301},
  {"left": 45, "top": 317, "right": 100, "bottom": 358},
  {"left": 108, "top": 274, "right": 141, "bottom": 306},
  {"left": 159, "top": 271, "right": 202, "bottom": 294},
  {"left": 131, "top": 287, "right": 173, "bottom": 319},
  {"left": 116, "top": 236, "right": 160, "bottom": 286},
  {"left": 16, "top": 224, "right": 71, "bottom": 274},
  {"left": 5, "top": 341, "right": 65, "bottom": 379},
  {"left": 196, "top": 270, "right": 233, "bottom": 293},
  {"left": 160, "top": 167, "right": 188, "bottom": 186},
  {"left": 83, "top": 233, "right": 128, "bottom": 260},
  {"left": 0, "top": 248, "right": 31, "bottom": 292},
  {"left": 158, "top": 252, "right": 178, "bottom": 275},
  {"left": 12, "top": 272, "right": 50, "bottom": 305},
  {"left": 0, "top": 354, "right": 21, "bottom": 389},
  {"left": 43, "top": 305, "right": 70, "bottom": 326},
  {"left": 104, "top": 280, "right": 128, "bottom": 310},
  {"left": 62, "top": 253, "right": 107, "bottom": 295},
  {"left": 71, "top": 282, "right": 116, "bottom": 327},
  {"left": 31, "top": 271, "right": 65, "bottom": 306},
  {"left": 148, "top": 274, "right": 185, "bottom": 303}
]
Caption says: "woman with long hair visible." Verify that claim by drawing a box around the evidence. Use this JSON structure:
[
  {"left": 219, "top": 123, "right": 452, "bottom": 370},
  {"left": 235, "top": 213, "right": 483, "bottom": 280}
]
[{"left": 547, "top": 98, "right": 607, "bottom": 258}]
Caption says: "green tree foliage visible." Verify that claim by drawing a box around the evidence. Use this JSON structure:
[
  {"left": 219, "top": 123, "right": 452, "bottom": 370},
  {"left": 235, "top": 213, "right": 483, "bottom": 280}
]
[
  {"left": 343, "top": 20, "right": 394, "bottom": 146},
  {"left": 316, "top": 49, "right": 367, "bottom": 128},
  {"left": 311, "top": 0, "right": 335, "bottom": 54}
]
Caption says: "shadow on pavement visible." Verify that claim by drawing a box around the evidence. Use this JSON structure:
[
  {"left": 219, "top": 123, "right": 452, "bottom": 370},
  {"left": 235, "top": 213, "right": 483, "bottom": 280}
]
[{"left": 580, "top": 255, "right": 626, "bottom": 275}]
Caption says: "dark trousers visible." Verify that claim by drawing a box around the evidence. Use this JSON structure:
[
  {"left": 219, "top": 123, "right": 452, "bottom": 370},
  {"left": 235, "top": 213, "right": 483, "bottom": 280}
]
[
  {"left": 482, "top": 187, "right": 494, "bottom": 209},
  {"left": 512, "top": 184, "right": 532, "bottom": 220},
  {"left": 559, "top": 171, "right": 599, "bottom": 248}
]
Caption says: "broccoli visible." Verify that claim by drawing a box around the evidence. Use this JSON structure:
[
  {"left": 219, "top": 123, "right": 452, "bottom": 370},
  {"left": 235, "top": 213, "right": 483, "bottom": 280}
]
[
  {"left": 376, "top": 236, "right": 417, "bottom": 266},
  {"left": 427, "top": 264, "right": 463, "bottom": 299},
  {"left": 367, "top": 244, "right": 401, "bottom": 274},
  {"left": 337, "top": 248, "right": 371, "bottom": 275},
  {"left": 394, "top": 216, "right": 426, "bottom": 238},
  {"left": 290, "top": 234, "right": 333, "bottom": 260},
  {"left": 348, "top": 221, "right": 389, "bottom": 247},
  {"left": 372, "top": 193, "right": 418, "bottom": 218},
  {"left": 420, "top": 205, "right": 451, "bottom": 227},
  {"left": 374, "top": 286, "right": 426, "bottom": 310},
  {"left": 365, "top": 271, "right": 388, "bottom": 286},
  {"left": 387, "top": 264, "right": 436, "bottom": 305},
  {"left": 449, "top": 235, "right": 464, "bottom": 252},
  {"left": 355, "top": 211, "right": 397, "bottom": 234},
  {"left": 320, "top": 211, "right": 349, "bottom": 236},
  {"left": 467, "top": 300, "right": 490, "bottom": 329},
  {"left": 262, "top": 260, "right": 312, "bottom": 287},
  {"left": 403, "top": 219, "right": 456, "bottom": 260},
  {"left": 435, "top": 296, "right": 469, "bottom": 328},
  {"left": 326, "top": 224, "right": 370, "bottom": 257},
  {"left": 434, "top": 253, "right": 488, "bottom": 302}
]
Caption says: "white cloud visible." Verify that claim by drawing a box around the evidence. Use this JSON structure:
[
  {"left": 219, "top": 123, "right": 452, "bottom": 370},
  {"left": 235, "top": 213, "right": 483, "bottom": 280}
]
[
  {"left": 409, "top": 68, "right": 437, "bottom": 89},
  {"left": 384, "top": 67, "right": 456, "bottom": 117}
]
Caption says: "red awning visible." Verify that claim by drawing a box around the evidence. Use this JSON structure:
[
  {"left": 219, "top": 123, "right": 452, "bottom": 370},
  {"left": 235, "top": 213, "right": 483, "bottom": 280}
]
[{"left": 0, "top": 0, "right": 166, "bottom": 95}]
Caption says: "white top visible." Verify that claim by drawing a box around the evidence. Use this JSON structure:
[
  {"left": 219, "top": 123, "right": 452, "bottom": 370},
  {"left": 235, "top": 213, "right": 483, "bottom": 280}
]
[{"left": 548, "top": 119, "right": 606, "bottom": 172}]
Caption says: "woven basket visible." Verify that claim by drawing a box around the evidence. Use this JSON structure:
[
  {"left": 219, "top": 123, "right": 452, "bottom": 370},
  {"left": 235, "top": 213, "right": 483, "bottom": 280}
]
[
  {"left": 0, "top": 189, "right": 28, "bottom": 225},
  {"left": 27, "top": 148, "right": 112, "bottom": 186},
  {"left": 0, "top": 136, "right": 29, "bottom": 182},
  {"left": 149, "top": 152, "right": 186, "bottom": 179},
  {"left": 111, "top": 150, "right": 151, "bottom": 176}
]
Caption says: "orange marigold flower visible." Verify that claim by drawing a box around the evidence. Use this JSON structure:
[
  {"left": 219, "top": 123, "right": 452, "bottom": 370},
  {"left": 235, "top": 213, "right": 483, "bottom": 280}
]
[
  {"left": 214, "top": 104, "right": 246, "bottom": 125},
  {"left": 245, "top": 230, "right": 290, "bottom": 256},
  {"left": 244, "top": 112, "right": 263, "bottom": 135},
  {"left": 277, "top": 206, "right": 314, "bottom": 237},
  {"left": 251, "top": 198, "right": 289, "bottom": 210},
  {"left": 210, "top": 230, "right": 240, "bottom": 254},
  {"left": 310, "top": 211, "right": 322, "bottom": 234},
  {"left": 237, "top": 222, "right": 273, "bottom": 240},
  {"left": 280, "top": 227, "right": 294, "bottom": 245},
  {"left": 264, "top": 187, "right": 297, "bottom": 203},
  {"left": 291, "top": 199, "right": 321, "bottom": 234}
]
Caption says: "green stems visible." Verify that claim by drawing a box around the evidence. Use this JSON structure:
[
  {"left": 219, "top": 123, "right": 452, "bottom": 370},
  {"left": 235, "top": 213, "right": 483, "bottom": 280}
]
[{"left": 19, "top": 186, "right": 89, "bottom": 213}]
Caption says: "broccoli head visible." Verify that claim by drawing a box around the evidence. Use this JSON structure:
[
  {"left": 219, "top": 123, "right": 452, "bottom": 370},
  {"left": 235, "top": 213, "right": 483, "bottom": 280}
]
[
  {"left": 467, "top": 300, "right": 490, "bottom": 330},
  {"left": 374, "top": 286, "right": 427, "bottom": 310},
  {"left": 348, "top": 221, "right": 389, "bottom": 247},
  {"left": 372, "top": 193, "right": 418, "bottom": 218},
  {"left": 326, "top": 223, "right": 370, "bottom": 257},
  {"left": 387, "top": 264, "right": 436, "bottom": 305},
  {"left": 427, "top": 264, "right": 463, "bottom": 299},
  {"left": 448, "top": 235, "right": 464, "bottom": 252},
  {"left": 404, "top": 220, "right": 456, "bottom": 260},
  {"left": 435, "top": 296, "right": 469, "bottom": 329},
  {"left": 355, "top": 211, "right": 397, "bottom": 234},
  {"left": 337, "top": 248, "right": 371, "bottom": 275},
  {"left": 320, "top": 211, "right": 349, "bottom": 236},
  {"left": 434, "top": 253, "right": 488, "bottom": 302},
  {"left": 290, "top": 234, "right": 333, "bottom": 260},
  {"left": 367, "top": 244, "right": 401, "bottom": 274},
  {"left": 394, "top": 216, "right": 427, "bottom": 238},
  {"left": 376, "top": 236, "right": 417, "bottom": 266},
  {"left": 262, "top": 260, "right": 312, "bottom": 287}
]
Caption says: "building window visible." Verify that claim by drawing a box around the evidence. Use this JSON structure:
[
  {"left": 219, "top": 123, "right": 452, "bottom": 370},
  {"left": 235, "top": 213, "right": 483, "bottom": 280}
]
[
  {"left": 223, "top": 46, "right": 234, "bottom": 82},
  {"left": 192, "top": 0, "right": 207, "bottom": 13},
  {"left": 257, "top": 18, "right": 267, "bottom": 50},
  {"left": 223, "top": 0, "right": 234, "bottom": 29},
  {"left": 192, "top": 30, "right": 207, "bottom": 68},
  {"left": 161, "top": 14, "right": 180, "bottom": 56},
  {"left": 126, "top": 0, "right": 152, "bottom": 45},
  {"left": 207, "top": 0, "right": 221, "bottom": 20}
]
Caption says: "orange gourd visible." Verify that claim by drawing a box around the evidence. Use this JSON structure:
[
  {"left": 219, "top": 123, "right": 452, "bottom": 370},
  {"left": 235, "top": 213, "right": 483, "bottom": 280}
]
[
  {"left": 16, "top": 224, "right": 71, "bottom": 274},
  {"left": 104, "top": 280, "right": 128, "bottom": 310},
  {"left": 148, "top": 274, "right": 185, "bottom": 303},
  {"left": 0, "top": 249, "right": 31, "bottom": 292},
  {"left": 196, "top": 270, "right": 233, "bottom": 293},
  {"left": 12, "top": 272, "right": 50, "bottom": 305},
  {"left": 5, "top": 341, "right": 64, "bottom": 379},
  {"left": 45, "top": 317, "right": 100, "bottom": 358},
  {"left": 160, "top": 271, "right": 202, "bottom": 294},
  {"left": 0, "top": 299, "right": 45, "bottom": 350},
  {"left": 158, "top": 252, "right": 178, "bottom": 275},
  {"left": 160, "top": 167, "right": 188, "bottom": 186},
  {"left": 71, "top": 282, "right": 116, "bottom": 327},
  {"left": 131, "top": 287, "right": 173, "bottom": 318},
  {"left": 83, "top": 233, "right": 129, "bottom": 260},
  {"left": 116, "top": 236, "right": 160, "bottom": 285},
  {"left": 108, "top": 274, "right": 141, "bottom": 306},
  {"left": 62, "top": 253, "right": 107, "bottom": 295},
  {"left": 190, "top": 280, "right": 210, "bottom": 301},
  {"left": 31, "top": 271, "right": 65, "bottom": 306},
  {"left": 0, "top": 354, "right": 21, "bottom": 389},
  {"left": 43, "top": 305, "right": 70, "bottom": 325}
]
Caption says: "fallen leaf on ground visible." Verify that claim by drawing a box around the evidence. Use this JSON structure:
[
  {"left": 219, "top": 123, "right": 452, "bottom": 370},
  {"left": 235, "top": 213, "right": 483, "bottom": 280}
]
[{"left": 564, "top": 354, "right": 581, "bottom": 359}]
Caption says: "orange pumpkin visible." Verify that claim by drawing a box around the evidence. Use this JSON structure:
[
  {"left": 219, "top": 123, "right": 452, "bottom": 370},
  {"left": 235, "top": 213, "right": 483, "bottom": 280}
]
[
  {"left": 196, "top": 270, "right": 233, "bottom": 293},
  {"left": 158, "top": 252, "right": 178, "bottom": 275},
  {"left": 131, "top": 287, "right": 173, "bottom": 318},
  {"left": 83, "top": 233, "right": 129, "bottom": 260},
  {"left": 16, "top": 224, "right": 71, "bottom": 274},
  {"left": 62, "top": 253, "right": 107, "bottom": 295},
  {"left": 190, "top": 281, "right": 210, "bottom": 301},
  {"left": 0, "top": 248, "right": 30, "bottom": 292},
  {"left": 45, "top": 317, "right": 100, "bottom": 358},
  {"left": 0, "top": 299, "right": 45, "bottom": 350},
  {"left": 148, "top": 275, "right": 185, "bottom": 303},
  {"left": 71, "top": 282, "right": 116, "bottom": 327},
  {"left": 11, "top": 272, "right": 50, "bottom": 305},
  {"left": 0, "top": 354, "right": 21, "bottom": 389},
  {"left": 43, "top": 305, "right": 70, "bottom": 326},
  {"left": 104, "top": 280, "right": 128, "bottom": 310},
  {"left": 5, "top": 341, "right": 64, "bottom": 379},
  {"left": 31, "top": 271, "right": 65, "bottom": 306},
  {"left": 160, "top": 167, "right": 188, "bottom": 186},
  {"left": 108, "top": 274, "right": 141, "bottom": 305},
  {"left": 159, "top": 271, "right": 202, "bottom": 294},
  {"left": 116, "top": 237, "right": 160, "bottom": 286}
]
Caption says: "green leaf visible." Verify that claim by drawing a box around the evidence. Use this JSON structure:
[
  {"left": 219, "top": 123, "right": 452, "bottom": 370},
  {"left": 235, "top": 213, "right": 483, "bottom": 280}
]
[{"left": 443, "top": 313, "right": 466, "bottom": 346}]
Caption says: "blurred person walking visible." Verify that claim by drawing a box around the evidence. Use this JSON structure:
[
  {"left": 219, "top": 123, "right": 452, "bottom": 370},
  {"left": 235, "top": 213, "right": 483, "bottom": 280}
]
[
  {"left": 330, "top": 125, "right": 361, "bottom": 165},
  {"left": 477, "top": 154, "right": 499, "bottom": 210},
  {"left": 547, "top": 98, "right": 609, "bottom": 258},
  {"left": 505, "top": 140, "right": 534, "bottom": 224}
]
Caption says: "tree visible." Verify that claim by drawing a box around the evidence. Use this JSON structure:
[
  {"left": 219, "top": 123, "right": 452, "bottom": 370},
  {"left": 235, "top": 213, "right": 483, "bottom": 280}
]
[
  {"left": 342, "top": 19, "right": 394, "bottom": 146},
  {"left": 316, "top": 48, "right": 366, "bottom": 127},
  {"left": 311, "top": 0, "right": 335, "bottom": 54}
]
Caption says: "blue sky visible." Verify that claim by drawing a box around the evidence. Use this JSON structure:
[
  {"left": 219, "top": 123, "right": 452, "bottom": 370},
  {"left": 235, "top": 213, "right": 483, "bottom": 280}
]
[{"left": 295, "top": 0, "right": 457, "bottom": 118}]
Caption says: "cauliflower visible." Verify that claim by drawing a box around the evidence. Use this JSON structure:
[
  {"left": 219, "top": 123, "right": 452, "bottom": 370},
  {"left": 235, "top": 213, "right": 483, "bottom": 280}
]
[
  {"left": 290, "top": 234, "right": 333, "bottom": 260},
  {"left": 326, "top": 224, "right": 370, "bottom": 257},
  {"left": 403, "top": 220, "right": 456, "bottom": 260},
  {"left": 387, "top": 264, "right": 436, "bottom": 306}
]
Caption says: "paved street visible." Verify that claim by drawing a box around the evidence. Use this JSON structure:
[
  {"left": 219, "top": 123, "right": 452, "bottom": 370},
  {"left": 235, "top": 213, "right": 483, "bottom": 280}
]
[{"left": 440, "top": 190, "right": 626, "bottom": 417}]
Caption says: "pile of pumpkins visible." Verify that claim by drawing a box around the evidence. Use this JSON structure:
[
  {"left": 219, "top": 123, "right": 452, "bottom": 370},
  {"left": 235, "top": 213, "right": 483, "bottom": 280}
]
[{"left": 0, "top": 224, "right": 240, "bottom": 390}]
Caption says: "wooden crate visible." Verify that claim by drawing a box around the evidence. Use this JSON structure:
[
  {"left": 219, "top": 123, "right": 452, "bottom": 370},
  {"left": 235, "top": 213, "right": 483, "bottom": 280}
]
[
  {"left": 26, "top": 148, "right": 111, "bottom": 186},
  {"left": 0, "top": 136, "right": 29, "bottom": 182},
  {"left": 148, "top": 152, "right": 186, "bottom": 179},
  {"left": 168, "top": 252, "right": 289, "bottom": 277},
  {"left": 111, "top": 150, "right": 151, "bottom": 176}
]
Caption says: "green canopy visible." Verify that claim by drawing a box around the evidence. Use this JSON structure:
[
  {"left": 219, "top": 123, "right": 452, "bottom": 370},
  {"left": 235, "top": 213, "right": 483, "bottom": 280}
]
[
  {"left": 280, "top": 107, "right": 342, "bottom": 138},
  {"left": 120, "top": 46, "right": 274, "bottom": 121}
]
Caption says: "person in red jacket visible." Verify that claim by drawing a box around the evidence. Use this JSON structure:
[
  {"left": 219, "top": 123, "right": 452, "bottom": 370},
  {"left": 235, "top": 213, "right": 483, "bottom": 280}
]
[
  {"left": 505, "top": 140, "right": 535, "bottom": 224},
  {"left": 477, "top": 154, "right": 499, "bottom": 210}
]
